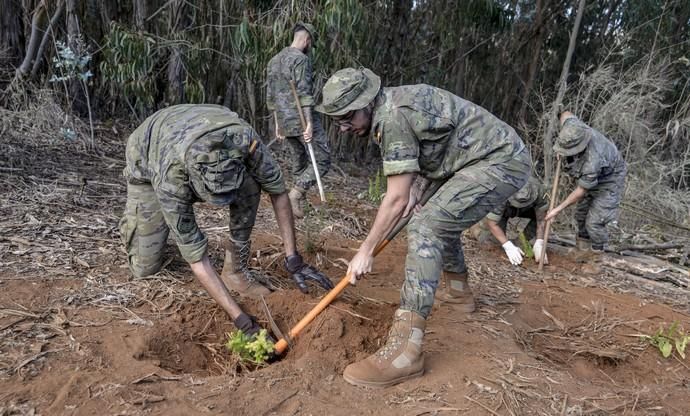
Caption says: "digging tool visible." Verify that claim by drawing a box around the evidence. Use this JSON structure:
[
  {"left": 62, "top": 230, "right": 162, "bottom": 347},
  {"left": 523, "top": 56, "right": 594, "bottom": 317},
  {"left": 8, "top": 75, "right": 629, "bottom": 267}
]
[
  {"left": 289, "top": 80, "right": 326, "bottom": 202},
  {"left": 539, "top": 155, "right": 562, "bottom": 271},
  {"left": 259, "top": 295, "right": 292, "bottom": 349},
  {"left": 274, "top": 178, "right": 449, "bottom": 355}
]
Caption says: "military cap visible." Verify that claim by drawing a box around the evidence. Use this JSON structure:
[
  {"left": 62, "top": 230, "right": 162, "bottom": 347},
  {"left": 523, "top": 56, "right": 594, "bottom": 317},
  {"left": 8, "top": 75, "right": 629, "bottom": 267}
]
[
  {"left": 315, "top": 67, "right": 381, "bottom": 116},
  {"left": 554, "top": 116, "right": 592, "bottom": 156},
  {"left": 508, "top": 177, "right": 541, "bottom": 208},
  {"left": 294, "top": 22, "right": 318, "bottom": 46}
]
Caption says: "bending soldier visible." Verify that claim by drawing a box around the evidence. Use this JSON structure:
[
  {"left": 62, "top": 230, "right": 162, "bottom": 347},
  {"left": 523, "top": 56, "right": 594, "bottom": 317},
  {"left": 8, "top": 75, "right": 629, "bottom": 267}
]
[
  {"left": 316, "top": 68, "right": 531, "bottom": 388},
  {"left": 484, "top": 176, "right": 549, "bottom": 265},
  {"left": 545, "top": 111, "right": 627, "bottom": 259},
  {"left": 119, "top": 104, "right": 333, "bottom": 337}
]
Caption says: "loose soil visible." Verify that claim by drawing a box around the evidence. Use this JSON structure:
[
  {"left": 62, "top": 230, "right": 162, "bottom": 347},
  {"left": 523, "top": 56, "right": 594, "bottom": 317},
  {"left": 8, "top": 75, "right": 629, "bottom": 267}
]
[{"left": 1, "top": 132, "right": 689, "bottom": 415}]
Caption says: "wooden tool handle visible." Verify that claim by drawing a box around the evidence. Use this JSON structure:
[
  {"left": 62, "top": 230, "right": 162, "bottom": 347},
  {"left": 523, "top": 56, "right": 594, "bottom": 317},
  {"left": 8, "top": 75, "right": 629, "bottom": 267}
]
[{"left": 539, "top": 156, "right": 561, "bottom": 271}]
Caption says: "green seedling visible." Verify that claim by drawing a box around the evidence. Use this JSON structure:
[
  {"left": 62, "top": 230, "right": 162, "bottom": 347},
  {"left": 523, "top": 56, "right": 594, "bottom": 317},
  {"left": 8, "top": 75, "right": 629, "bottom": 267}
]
[
  {"left": 225, "top": 329, "right": 275, "bottom": 364},
  {"left": 640, "top": 321, "right": 690, "bottom": 359},
  {"left": 518, "top": 231, "right": 534, "bottom": 259}
]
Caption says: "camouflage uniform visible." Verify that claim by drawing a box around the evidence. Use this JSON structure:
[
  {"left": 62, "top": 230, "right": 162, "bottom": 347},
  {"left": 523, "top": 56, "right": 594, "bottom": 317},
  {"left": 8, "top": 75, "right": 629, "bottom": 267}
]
[
  {"left": 266, "top": 47, "right": 330, "bottom": 191},
  {"left": 370, "top": 85, "right": 531, "bottom": 318},
  {"left": 119, "top": 104, "right": 285, "bottom": 277},
  {"left": 556, "top": 117, "right": 627, "bottom": 248},
  {"left": 485, "top": 177, "right": 548, "bottom": 241}
]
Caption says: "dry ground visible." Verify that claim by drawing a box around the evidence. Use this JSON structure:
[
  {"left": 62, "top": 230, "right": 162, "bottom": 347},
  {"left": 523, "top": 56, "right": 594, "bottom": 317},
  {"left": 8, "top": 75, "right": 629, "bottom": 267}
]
[{"left": 1, "top": 129, "right": 689, "bottom": 416}]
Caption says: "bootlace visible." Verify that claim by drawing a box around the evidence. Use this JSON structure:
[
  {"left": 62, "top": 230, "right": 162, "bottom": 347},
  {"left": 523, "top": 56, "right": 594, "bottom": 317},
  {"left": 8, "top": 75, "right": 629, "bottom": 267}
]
[
  {"left": 235, "top": 239, "right": 270, "bottom": 285},
  {"left": 376, "top": 315, "right": 405, "bottom": 361}
]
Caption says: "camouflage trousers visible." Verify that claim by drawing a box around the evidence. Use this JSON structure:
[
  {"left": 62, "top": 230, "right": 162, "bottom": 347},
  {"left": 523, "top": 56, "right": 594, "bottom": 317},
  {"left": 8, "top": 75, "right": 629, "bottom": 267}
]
[
  {"left": 119, "top": 177, "right": 261, "bottom": 277},
  {"left": 400, "top": 149, "right": 531, "bottom": 318},
  {"left": 575, "top": 174, "right": 625, "bottom": 248},
  {"left": 285, "top": 113, "right": 330, "bottom": 191}
]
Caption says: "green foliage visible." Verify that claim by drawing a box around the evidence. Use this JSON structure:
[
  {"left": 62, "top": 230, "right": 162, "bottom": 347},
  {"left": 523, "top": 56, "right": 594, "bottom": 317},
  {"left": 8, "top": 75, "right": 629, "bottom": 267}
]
[
  {"left": 99, "top": 23, "right": 157, "bottom": 115},
  {"left": 49, "top": 37, "right": 93, "bottom": 83},
  {"left": 518, "top": 232, "right": 534, "bottom": 259},
  {"left": 367, "top": 169, "right": 386, "bottom": 203},
  {"left": 225, "top": 329, "right": 275, "bottom": 364},
  {"left": 641, "top": 321, "right": 690, "bottom": 359}
]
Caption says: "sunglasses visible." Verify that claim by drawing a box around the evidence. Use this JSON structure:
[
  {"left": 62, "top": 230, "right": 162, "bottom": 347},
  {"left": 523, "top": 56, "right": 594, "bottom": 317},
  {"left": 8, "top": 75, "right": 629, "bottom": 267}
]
[{"left": 332, "top": 110, "right": 357, "bottom": 128}]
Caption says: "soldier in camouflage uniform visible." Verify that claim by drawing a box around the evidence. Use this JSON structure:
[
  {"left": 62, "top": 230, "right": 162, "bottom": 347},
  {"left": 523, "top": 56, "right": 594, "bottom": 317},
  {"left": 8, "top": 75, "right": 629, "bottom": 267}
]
[
  {"left": 484, "top": 176, "right": 550, "bottom": 265},
  {"left": 119, "top": 104, "right": 333, "bottom": 337},
  {"left": 545, "top": 111, "right": 627, "bottom": 257},
  {"left": 266, "top": 22, "right": 330, "bottom": 218},
  {"left": 315, "top": 68, "right": 531, "bottom": 388}
]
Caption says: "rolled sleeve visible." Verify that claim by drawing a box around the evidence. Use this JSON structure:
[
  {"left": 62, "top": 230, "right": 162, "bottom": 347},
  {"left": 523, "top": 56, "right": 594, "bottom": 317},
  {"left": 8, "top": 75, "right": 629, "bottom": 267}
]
[
  {"left": 379, "top": 111, "right": 420, "bottom": 177},
  {"left": 485, "top": 202, "right": 506, "bottom": 222},
  {"left": 577, "top": 174, "right": 599, "bottom": 190},
  {"left": 294, "top": 58, "right": 315, "bottom": 107},
  {"left": 246, "top": 135, "right": 286, "bottom": 194}
]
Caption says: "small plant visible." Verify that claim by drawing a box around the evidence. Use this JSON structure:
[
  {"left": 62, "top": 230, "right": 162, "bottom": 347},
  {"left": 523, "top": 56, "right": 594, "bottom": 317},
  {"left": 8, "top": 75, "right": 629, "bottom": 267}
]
[
  {"left": 518, "top": 232, "right": 534, "bottom": 259},
  {"left": 49, "top": 36, "right": 94, "bottom": 144},
  {"left": 640, "top": 321, "right": 690, "bottom": 359},
  {"left": 225, "top": 329, "right": 275, "bottom": 364},
  {"left": 367, "top": 169, "right": 386, "bottom": 203}
]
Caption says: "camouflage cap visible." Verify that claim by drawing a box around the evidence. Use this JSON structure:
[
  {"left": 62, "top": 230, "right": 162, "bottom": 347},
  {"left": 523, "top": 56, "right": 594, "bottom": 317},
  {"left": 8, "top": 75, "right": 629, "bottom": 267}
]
[
  {"left": 508, "top": 176, "right": 540, "bottom": 208},
  {"left": 294, "top": 22, "right": 318, "bottom": 46},
  {"left": 554, "top": 117, "right": 591, "bottom": 156},
  {"left": 315, "top": 67, "right": 381, "bottom": 116}
]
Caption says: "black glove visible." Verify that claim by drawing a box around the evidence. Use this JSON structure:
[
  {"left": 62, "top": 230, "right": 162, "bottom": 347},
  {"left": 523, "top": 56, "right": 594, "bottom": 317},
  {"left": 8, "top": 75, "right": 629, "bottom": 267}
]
[
  {"left": 233, "top": 313, "right": 276, "bottom": 343},
  {"left": 285, "top": 253, "right": 334, "bottom": 294}
]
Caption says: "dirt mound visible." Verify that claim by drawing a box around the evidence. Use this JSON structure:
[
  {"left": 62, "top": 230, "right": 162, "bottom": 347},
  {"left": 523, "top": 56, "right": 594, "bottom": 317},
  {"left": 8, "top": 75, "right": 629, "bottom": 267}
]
[
  {"left": 133, "top": 289, "right": 395, "bottom": 377},
  {"left": 247, "top": 289, "right": 396, "bottom": 371}
]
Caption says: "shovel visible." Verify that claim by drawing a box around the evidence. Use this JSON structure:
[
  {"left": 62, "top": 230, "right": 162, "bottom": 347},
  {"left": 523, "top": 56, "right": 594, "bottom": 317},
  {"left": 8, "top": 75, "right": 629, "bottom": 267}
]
[{"left": 274, "top": 177, "right": 448, "bottom": 355}]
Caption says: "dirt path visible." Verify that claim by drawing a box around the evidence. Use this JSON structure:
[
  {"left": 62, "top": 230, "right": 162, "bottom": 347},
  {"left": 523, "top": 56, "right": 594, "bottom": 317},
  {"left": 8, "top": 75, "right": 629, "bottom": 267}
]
[{"left": 1, "top": 135, "right": 689, "bottom": 415}]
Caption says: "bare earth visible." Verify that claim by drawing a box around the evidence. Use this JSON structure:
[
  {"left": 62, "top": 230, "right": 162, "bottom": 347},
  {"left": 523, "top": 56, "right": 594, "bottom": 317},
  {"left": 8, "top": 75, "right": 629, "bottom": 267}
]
[{"left": 1, "top": 133, "right": 689, "bottom": 415}]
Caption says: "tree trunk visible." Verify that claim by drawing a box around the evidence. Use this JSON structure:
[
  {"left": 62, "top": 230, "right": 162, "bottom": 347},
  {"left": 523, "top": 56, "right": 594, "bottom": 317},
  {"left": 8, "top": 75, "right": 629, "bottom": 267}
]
[
  {"left": 166, "top": 0, "right": 189, "bottom": 105},
  {"left": 543, "top": 0, "right": 587, "bottom": 180},
  {"left": 66, "top": 0, "right": 87, "bottom": 115},
  {"left": 0, "top": 0, "right": 26, "bottom": 67},
  {"left": 16, "top": 1, "right": 46, "bottom": 77},
  {"left": 134, "top": 0, "right": 147, "bottom": 31},
  {"left": 518, "top": 0, "right": 547, "bottom": 125}
]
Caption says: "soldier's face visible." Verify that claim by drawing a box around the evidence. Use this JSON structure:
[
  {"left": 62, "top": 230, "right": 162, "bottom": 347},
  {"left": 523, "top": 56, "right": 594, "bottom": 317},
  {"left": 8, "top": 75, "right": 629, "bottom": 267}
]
[{"left": 333, "top": 109, "right": 371, "bottom": 137}]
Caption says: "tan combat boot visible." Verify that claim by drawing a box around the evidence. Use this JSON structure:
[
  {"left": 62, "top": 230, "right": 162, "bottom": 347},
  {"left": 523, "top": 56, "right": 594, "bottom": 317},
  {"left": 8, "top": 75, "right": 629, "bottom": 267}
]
[
  {"left": 220, "top": 239, "right": 271, "bottom": 298},
  {"left": 288, "top": 187, "right": 306, "bottom": 219},
  {"left": 436, "top": 272, "right": 476, "bottom": 313},
  {"left": 343, "top": 309, "right": 426, "bottom": 388}
]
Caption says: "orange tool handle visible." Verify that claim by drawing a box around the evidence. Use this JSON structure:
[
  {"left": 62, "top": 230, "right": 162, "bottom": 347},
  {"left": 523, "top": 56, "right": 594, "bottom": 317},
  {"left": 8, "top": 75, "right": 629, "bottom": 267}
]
[{"left": 274, "top": 177, "right": 449, "bottom": 355}]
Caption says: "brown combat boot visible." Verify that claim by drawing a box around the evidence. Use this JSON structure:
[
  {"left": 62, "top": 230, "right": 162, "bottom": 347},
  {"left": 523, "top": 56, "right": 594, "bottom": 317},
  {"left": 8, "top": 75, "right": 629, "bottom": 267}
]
[
  {"left": 220, "top": 239, "right": 271, "bottom": 298},
  {"left": 343, "top": 309, "right": 425, "bottom": 388},
  {"left": 436, "top": 272, "right": 476, "bottom": 313},
  {"left": 288, "top": 187, "right": 306, "bottom": 219}
]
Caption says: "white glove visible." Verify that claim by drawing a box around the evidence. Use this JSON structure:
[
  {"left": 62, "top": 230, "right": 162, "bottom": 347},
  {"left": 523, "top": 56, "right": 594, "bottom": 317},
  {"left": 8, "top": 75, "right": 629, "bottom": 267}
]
[
  {"left": 502, "top": 241, "right": 524, "bottom": 265},
  {"left": 533, "top": 239, "right": 548, "bottom": 264}
]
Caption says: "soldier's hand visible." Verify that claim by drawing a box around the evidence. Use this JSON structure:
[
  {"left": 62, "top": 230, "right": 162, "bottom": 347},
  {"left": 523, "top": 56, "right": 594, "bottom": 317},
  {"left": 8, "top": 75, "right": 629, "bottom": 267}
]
[
  {"left": 502, "top": 241, "right": 524, "bottom": 265},
  {"left": 285, "top": 253, "right": 334, "bottom": 293},
  {"left": 544, "top": 208, "right": 560, "bottom": 222},
  {"left": 303, "top": 122, "right": 313, "bottom": 143},
  {"left": 533, "top": 239, "right": 548, "bottom": 264},
  {"left": 275, "top": 126, "right": 285, "bottom": 142},
  {"left": 233, "top": 313, "right": 277, "bottom": 343},
  {"left": 347, "top": 250, "right": 374, "bottom": 284}
]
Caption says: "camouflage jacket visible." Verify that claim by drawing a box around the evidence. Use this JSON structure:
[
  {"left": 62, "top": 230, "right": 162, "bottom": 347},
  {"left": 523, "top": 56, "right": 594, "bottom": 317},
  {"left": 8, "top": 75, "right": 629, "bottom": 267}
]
[
  {"left": 371, "top": 85, "right": 525, "bottom": 182},
  {"left": 266, "top": 47, "right": 315, "bottom": 136},
  {"left": 485, "top": 176, "right": 548, "bottom": 222},
  {"left": 561, "top": 118, "right": 627, "bottom": 189},
  {"left": 123, "top": 104, "right": 285, "bottom": 263}
]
